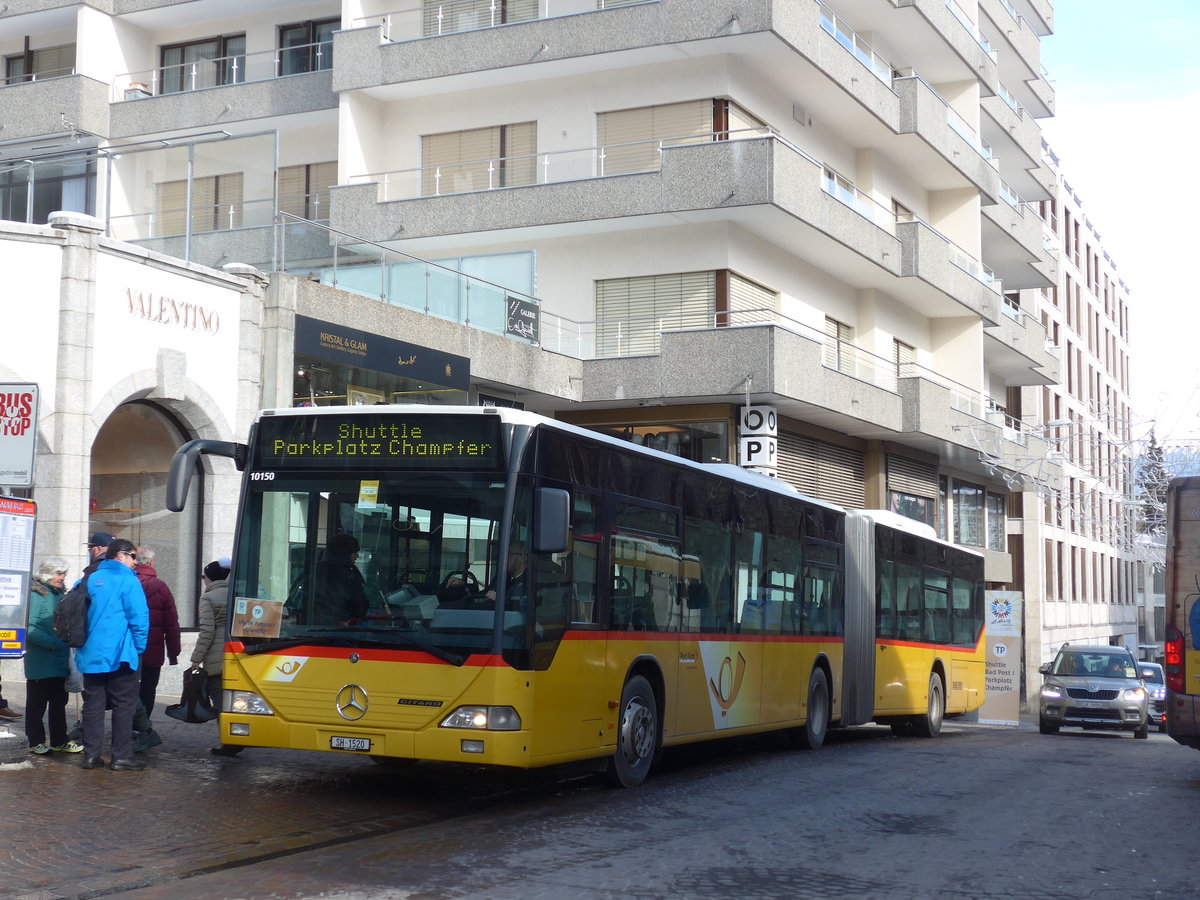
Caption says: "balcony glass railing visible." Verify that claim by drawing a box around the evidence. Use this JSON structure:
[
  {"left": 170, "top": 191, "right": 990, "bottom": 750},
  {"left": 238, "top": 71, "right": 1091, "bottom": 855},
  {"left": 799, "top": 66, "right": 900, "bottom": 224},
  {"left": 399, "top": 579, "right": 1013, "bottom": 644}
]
[
  {"left": 946, "top": 107, "right": 996, "bottom": 165},
  {"left": 817, "top": 0, "right": 893, "bottom": 85},
  {"left": 356, "top": 0, "right": 655, "bottom": 43},
  {"left": 113, "top": 40, "right": 331, "bottom": 101},
  {"left": 945, "top": 0, "right": 998, "bottom": 61},
  {"left": 352, "top": 126, "right": 775, "bottom": 201},
  {"left": 948, "top": 241, "right": 998, "bottom": 290},
  {"left": 2, "top": 66, "right": 77, "bottom": 86},
  {"left": 996, "top": 82, "right": 1025, "bottom": 117}
]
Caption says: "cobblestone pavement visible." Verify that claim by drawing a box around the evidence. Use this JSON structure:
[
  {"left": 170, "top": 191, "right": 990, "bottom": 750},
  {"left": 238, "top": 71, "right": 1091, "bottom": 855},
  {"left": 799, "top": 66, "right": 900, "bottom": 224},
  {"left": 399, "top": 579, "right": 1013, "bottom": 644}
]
[{"left": 4, "top": 660, "right": 1196, "bottom": 900}]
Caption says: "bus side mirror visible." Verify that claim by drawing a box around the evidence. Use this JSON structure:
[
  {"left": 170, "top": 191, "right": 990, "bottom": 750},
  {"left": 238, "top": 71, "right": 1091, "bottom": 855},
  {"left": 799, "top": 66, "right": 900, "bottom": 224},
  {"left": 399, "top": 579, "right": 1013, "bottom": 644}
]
[
  {"left": 533, "top": 487, "right": 570, "bottom": 554},
  {"left": 166, "top": 439, "right": 246, "bottom": 512}
]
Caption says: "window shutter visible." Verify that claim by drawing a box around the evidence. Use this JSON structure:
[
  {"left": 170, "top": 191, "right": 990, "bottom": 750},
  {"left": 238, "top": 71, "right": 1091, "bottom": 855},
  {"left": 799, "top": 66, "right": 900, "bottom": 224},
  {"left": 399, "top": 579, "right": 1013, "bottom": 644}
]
[
  {"left": 893, "top": 339, "right": 916, "bottom": 377},
  {"left": 598, "top": 100, "right": 712, "bottom": 176},
  {"left": 501, "top": 122, "right": 536, "bottom": 187},
  {"left": 595, "top": 271, "right": 715, "bottom": 357},
  {"left": 777, "top": 432, "right": 865, "bottom": 508},
  {"left": 278, "top": 165, "right": 306, "bottom": 218},
  {"left": 422, "top": 125, "right": 502, "bottom": 194},
  {"left": 32, "top": 44, "right": 75, "bottom": 78},
  {"left": 155, "top": 179, "right": 187, "bottom": 237},
  {"left": 824, "top": 316, "right": 853, "bottom": 371},
  {"left": 887, "top": 455, "right": 938, "bottom": 500},
  {"left": 727, "top": 272, "right": 775, "bottom": 325},
  {"left": 307, "top": 161, "right": 337, "bottom": 219}
]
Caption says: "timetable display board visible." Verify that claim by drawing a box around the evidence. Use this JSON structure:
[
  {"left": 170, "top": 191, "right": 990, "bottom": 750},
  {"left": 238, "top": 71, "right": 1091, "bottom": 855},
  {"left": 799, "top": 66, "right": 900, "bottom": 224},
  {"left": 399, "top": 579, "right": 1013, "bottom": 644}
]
[
  {"left": 253, "top": 413, "right": 505, "bottom": 471},
  {"left": 0, "top": 497, "right": 36, "bottom": 658}
]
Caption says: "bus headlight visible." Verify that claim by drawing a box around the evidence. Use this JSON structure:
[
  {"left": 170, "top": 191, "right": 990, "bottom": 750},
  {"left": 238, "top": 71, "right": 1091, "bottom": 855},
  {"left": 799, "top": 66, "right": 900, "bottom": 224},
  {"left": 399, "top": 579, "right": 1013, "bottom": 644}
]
[
  {"left": 227, "top": 691, "right": 275, "bottom": 716},
  {"left": 439, "top": 706, "right": 521, "bottom": 731}
]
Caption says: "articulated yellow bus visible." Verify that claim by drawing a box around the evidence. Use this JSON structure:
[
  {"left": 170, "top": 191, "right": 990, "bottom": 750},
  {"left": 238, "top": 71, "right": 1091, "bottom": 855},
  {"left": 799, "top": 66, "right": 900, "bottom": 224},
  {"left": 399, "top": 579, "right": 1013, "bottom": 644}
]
[{"left": 168, "top": 406, "right": 985, "bottom": 786}]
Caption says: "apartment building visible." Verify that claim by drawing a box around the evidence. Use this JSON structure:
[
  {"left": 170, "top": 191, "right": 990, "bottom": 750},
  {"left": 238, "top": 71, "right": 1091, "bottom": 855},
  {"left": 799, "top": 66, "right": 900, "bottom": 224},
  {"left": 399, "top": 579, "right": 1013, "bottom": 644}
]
[
  {"left": 2, "top": 0, "right": 1075, "bottom": 698},
  {"left": 1012, "top": 167, "right": 1138, "bottom": 692}
]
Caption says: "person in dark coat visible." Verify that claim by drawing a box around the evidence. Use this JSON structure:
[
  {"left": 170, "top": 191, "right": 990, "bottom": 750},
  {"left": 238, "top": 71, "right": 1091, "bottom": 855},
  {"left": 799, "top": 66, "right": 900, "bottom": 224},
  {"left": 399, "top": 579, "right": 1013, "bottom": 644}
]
[
  {"left": 313, "top": 534, "right": 368, "bottom": 625},
  {"left": 24, "top": 557, "right": 81, "bottom": 754},
  {"left": 133, "top": 545, "right": 181, "bottom": 720}
]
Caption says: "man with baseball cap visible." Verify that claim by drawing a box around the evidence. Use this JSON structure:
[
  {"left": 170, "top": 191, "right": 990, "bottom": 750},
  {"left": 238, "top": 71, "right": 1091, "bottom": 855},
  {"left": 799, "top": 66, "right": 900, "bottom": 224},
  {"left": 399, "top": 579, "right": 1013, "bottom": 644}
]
[{"left": 84, "top": 532, "right": 114, "bottom": 576}]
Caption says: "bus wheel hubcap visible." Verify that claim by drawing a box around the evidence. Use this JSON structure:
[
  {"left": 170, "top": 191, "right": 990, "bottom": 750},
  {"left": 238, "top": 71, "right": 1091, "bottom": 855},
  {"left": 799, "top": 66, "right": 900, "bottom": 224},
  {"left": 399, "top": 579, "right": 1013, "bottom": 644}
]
[{"left": 621, "top": 698, "right": 654, "bottom": 763}]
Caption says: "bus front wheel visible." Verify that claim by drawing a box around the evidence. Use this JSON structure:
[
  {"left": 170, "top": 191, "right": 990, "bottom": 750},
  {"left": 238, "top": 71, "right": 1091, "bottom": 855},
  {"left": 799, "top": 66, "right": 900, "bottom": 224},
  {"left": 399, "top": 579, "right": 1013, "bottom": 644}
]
[
  {"left": 912, "top": 673, "right": 944, "bottom": 738},
  {"left": 607, "top": 675, "right": 658, "bottom": 788},
  {"left": 795, "top": 668, "right": 830, "bottom": 750}
]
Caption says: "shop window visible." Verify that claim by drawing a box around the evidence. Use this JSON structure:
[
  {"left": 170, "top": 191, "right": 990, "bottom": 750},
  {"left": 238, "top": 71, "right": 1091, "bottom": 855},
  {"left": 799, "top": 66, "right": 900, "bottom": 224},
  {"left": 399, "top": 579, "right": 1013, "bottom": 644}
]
[
  {"left": 986, "top": 491, "right": 1006, "bottom": 551},
  {"left": 952, "top": 480, "right": 984, "bottom": 547}
]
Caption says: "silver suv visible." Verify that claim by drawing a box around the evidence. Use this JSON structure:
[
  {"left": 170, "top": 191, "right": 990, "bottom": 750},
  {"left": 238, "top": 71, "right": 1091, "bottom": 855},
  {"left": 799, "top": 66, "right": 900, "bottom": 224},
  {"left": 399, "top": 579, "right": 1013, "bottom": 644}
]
[{"left": 1038, "top": 645, "right": 1149, "bottom": 739}]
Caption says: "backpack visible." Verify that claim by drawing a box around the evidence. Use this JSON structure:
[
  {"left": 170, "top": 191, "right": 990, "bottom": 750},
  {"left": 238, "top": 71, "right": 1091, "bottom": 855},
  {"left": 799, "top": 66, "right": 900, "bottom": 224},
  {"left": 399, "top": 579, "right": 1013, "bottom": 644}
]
[{"left": 53, "top": 574, "right": 91, "bottom": 649}]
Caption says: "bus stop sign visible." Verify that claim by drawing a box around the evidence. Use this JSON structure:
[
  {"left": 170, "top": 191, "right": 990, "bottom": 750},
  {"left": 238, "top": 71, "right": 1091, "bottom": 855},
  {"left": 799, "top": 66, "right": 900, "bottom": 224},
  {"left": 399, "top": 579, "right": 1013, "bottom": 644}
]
[{"left": 0, "top": 384, "right": 38, "bottom": 487}]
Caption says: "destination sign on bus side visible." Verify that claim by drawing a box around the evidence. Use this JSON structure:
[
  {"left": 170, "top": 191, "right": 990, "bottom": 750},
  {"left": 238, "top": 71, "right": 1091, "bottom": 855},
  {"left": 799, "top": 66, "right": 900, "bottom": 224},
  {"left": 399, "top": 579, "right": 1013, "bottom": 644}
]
[{"left": 255, "top": 415, "right": 503, "bottom": 470}]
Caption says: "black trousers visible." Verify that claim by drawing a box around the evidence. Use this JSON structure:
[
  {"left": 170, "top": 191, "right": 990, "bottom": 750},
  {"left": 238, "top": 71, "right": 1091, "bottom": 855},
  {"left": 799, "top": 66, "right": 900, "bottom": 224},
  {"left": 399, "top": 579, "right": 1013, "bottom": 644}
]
[
  {"left": 25, "top": 676, "right": 69, "bottom": 746},
  {"left": 139, "top": 664, "right": 162, "bottom": 720},
  {"left": 82, "top": 664, "right": 139, "bottom": 761}
]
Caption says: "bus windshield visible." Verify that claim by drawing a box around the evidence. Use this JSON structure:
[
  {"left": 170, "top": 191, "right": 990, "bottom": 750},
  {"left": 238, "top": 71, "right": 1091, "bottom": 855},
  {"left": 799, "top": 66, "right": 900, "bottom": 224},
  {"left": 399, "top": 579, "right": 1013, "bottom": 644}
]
[{"left": 231, "top": 470, "right": 511, "bottom": 662}]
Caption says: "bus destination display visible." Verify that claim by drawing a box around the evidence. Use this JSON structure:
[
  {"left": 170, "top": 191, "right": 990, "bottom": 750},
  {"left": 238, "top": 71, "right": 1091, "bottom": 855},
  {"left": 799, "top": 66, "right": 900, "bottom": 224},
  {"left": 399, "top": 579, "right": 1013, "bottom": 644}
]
[{"left": 255, "top": 414, "right": 503, "bottom": 470}]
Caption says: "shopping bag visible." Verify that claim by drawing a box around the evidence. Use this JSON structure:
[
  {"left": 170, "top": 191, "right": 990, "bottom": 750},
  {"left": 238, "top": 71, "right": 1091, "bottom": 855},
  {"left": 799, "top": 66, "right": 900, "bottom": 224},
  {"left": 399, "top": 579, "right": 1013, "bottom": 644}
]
[{"left": 165, "top": 667, "right": 219, "bottom": 723}]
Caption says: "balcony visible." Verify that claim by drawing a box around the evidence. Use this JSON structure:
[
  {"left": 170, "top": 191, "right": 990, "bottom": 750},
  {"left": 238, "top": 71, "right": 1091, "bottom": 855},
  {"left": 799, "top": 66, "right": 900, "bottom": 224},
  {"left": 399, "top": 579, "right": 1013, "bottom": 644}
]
[
  {"left": 0, "top": 72, "right": 110, "bottom": 142},
  {"left": 896, "top": 218, "right": 1000, "bottom": 323},
  {"left": 890, "top": 0, "right": 998, "bottom": 92},
  {"left": 983, "top": 304, "right": 1058, "bottom": 385},
  {"left": 337, "top": 131, "right": 905, "bottom": 284},
  {"left": 981, "top": 184, "right": 1054, "bottom": 290},
  {"left": 109, "top": 42, "right": 336, "bottom": 139},
  {"left": 895, "top": 73, "right": 1000, "bottom": 203}
]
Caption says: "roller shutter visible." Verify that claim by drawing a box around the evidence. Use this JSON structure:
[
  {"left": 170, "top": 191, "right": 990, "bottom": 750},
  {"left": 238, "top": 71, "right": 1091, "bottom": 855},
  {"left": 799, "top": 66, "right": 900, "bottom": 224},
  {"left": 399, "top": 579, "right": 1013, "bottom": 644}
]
[{"left": 777, "top": 432, "right": 864, "bottom": 507}]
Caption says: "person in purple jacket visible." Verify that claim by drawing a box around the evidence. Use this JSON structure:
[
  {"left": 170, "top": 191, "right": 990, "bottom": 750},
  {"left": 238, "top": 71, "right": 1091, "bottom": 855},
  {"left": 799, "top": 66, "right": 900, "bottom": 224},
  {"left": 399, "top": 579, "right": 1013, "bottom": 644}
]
[{"left": 133, "top": 545, "right": 181, "bottom": 721}]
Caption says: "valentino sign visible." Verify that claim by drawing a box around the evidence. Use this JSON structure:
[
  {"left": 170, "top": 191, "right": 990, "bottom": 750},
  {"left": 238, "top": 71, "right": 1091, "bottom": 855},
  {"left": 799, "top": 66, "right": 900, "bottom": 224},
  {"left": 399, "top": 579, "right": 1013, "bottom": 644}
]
[{"left": 127, "top": 288, "right": 221, "bottom": 335}]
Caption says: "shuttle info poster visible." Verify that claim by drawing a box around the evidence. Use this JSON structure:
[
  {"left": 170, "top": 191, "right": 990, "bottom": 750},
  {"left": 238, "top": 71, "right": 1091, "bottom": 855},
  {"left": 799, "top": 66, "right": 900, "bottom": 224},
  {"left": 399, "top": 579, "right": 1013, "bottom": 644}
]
[{"left": 979, "top": 590, "right": 1022, "bottom": 725}]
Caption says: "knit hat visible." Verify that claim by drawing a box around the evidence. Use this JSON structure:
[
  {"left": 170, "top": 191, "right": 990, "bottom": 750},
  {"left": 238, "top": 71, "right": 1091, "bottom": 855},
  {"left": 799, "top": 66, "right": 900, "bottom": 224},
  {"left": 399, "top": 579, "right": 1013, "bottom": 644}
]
[{"left": 203, "top": 559, "right": 231, "bottom": 581}]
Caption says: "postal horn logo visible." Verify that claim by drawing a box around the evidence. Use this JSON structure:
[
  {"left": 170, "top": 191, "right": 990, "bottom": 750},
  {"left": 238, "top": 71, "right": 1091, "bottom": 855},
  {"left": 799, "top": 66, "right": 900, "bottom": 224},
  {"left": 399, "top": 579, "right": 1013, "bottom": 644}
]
[{"left": 709, "top": 652, "right": 748, "bottom": 712}]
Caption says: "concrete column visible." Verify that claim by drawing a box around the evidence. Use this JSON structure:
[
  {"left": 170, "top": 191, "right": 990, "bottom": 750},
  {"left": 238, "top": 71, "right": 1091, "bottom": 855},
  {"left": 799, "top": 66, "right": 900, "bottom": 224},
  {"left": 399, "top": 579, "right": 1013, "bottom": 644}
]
[{"left": 35, "top": 212, "right": 104, "bottom": 568}]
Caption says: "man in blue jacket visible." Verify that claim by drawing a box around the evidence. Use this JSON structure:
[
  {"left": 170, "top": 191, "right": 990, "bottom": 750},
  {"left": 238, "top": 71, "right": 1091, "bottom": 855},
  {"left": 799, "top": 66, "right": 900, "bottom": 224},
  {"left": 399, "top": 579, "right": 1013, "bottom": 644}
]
[{"left": 75, "top": 538, "right": 150, "bottom": 771}]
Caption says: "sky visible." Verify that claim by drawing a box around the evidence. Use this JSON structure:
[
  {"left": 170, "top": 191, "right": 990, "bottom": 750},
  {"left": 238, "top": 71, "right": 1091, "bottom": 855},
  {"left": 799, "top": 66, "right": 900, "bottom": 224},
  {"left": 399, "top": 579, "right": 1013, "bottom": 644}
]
[{"left": 1037, "top": 0, "right": 1200, "bottom": 444}]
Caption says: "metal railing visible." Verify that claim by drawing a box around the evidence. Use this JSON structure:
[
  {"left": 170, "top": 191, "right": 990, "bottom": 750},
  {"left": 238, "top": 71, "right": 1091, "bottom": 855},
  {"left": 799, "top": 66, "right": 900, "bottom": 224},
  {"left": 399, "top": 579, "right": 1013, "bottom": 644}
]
[
  {"left": 945, "top": 0, "right": 998, "bottom": 61},
  {"left": 817, "top": 0, "right": 894, "bottom": 85},
  {"left": 355, "top": 0, "right": 655, "bottom": 42},
  {"left": 351, "top": 126, "right": 774, "bottom": 201},
  {"left": 113, "top": 40, "right": 331, "bottom": 101},
  {"left": 2, "top": 66, "right": 77, "bottom": 86}
]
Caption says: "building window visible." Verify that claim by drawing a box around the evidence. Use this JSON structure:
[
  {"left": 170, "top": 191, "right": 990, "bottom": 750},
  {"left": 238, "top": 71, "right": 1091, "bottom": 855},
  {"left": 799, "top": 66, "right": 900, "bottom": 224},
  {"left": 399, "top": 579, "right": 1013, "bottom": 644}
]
[
  {"left": 155, "top": 172, "right": 244, "bottom": 236},
  {"left": 824, "top": 316, "right": 854, "bottom": 373},
  {"left": 279, "top": 19, "right": 338, "bottom": 75},
  {"left": 986, "top": 491, "right": 1005, "bottom": 551},
  {"left": 889, "top": 491, "right": 933, "bottom": 526},
  {"left": 422, "top": 0, "right": 539, "bottom": 37},
  {"left": 597, "top": 99, "right": 764, "bottom": 177},
  {"left": 421, "top": 122, "right": 536, "bottom": 195},
  {"left": 595, "top": 271, "right": 716, "bottom": 356},
  {"left": 0, "top": 157, "right": 94, "bottom": 223},
  {"left": 952, "top": 480, "right": 984, "bottom": 547},
  {"left": 938, "top": 475, "right": 948, "bottom": 540},
  {"left": 893, "top": 339, "right": 916, "bottom": 377},
  {"left": 4, "top": 43, "right": 75, "bottom": 83},
  {"left": 160, "top": 35, "right": 246, "bottom": 94},
  {"left": 279, "top": 161, "right": 337, "bottom": 221}
]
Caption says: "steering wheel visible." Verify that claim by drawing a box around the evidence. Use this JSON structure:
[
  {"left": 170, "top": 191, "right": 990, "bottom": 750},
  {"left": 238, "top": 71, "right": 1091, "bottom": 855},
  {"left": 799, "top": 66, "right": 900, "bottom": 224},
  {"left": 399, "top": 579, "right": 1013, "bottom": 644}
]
[{"left": 440, "top": 570, "right": 481, "bottom": 593}]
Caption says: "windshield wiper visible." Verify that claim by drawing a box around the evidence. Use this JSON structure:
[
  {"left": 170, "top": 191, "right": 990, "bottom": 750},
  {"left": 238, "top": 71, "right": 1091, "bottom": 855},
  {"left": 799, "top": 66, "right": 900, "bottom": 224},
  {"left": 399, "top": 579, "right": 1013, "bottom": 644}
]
[{"left": 241, "top": 629, "right": 464, "bottom": 666}]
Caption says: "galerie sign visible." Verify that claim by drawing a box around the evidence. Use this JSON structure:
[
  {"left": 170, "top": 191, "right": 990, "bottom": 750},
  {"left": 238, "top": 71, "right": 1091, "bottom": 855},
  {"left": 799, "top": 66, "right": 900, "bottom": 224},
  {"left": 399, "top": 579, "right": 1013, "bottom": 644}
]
[{"left": 0, "top": 384, "right": 38, "bottom": 487}]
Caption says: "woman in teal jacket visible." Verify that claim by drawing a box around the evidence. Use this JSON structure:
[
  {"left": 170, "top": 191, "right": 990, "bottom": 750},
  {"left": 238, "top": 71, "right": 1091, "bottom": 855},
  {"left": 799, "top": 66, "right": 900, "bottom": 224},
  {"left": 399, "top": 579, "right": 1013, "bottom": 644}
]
[{"left": 24, "top": 557, "right": 81, "bottom": 754}]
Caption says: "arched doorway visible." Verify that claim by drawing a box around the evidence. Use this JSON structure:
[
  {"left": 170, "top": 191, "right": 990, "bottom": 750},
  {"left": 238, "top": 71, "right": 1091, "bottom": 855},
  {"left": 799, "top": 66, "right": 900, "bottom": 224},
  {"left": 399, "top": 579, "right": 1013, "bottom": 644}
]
[{"left": 90, "top": 401, "right": 202, "bottom": 625}]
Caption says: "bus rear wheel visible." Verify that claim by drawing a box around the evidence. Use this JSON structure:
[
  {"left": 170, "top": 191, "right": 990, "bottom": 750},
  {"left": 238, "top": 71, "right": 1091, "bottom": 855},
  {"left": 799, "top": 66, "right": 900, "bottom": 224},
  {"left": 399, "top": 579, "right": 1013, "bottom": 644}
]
[
  {"left": 795, "top": 668, "right": 830, "bottom": 750},
  {"left": 607, "top": 675, "right": 658, "bottom": 788},
  {"left": 911, "top": 673, "right": 944, "bottom": 738}
]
